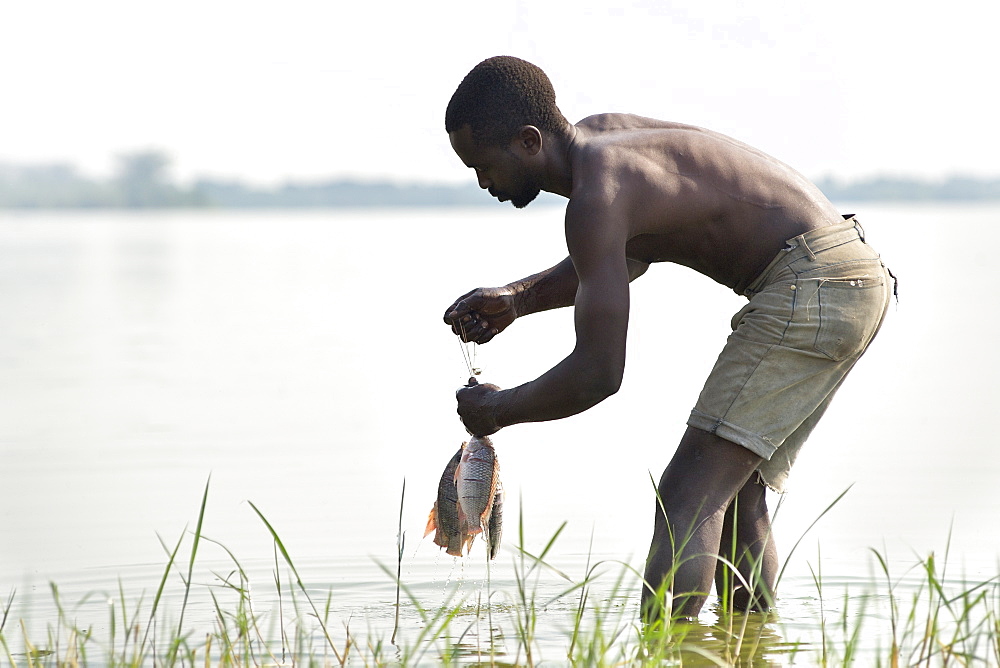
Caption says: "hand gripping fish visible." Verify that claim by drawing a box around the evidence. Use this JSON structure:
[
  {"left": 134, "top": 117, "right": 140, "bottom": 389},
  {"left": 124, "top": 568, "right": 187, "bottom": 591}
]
[{"left": 425, "top": 435, "right": 503, "bottom": 558}]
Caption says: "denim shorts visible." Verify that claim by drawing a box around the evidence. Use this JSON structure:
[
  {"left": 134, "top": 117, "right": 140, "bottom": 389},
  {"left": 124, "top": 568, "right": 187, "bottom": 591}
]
[{"left": 687, "top": 217, "right": 893, "bottom": 492}]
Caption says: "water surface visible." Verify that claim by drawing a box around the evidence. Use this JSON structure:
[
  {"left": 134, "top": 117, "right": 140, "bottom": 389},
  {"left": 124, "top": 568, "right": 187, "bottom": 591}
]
[{"left": 2, "top": 204, "right": 998, "bottom": 663}]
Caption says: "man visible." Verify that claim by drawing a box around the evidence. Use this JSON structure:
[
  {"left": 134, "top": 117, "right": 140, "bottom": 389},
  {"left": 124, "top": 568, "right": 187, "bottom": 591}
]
[{"left": 442, "top": 56, "right": 892, "bottom": 619}]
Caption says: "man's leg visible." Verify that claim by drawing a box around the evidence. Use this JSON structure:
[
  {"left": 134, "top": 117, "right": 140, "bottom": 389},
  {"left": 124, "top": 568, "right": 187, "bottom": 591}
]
[
  {"left": 642, "top": 426, "right": 763, "bottom": 620},
  {"left": 714, "top": 474, "right": 778, "bottom": 611}
]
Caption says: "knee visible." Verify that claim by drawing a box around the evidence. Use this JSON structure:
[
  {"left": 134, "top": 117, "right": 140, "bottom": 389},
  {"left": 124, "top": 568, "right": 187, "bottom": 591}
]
[{"left": 734, "top": 474, "right": 770, "bottom": 516}]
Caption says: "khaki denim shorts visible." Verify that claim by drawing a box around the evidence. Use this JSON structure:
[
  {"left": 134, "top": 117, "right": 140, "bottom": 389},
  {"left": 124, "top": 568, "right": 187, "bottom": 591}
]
[{"left": 687, "top": 217, "right": 892, "bottom": 492}]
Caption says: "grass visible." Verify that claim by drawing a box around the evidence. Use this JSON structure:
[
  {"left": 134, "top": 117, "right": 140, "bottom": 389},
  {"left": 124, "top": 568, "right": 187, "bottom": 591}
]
[{"left": 1, "top": 479, "right": 998, "bottom": 667}]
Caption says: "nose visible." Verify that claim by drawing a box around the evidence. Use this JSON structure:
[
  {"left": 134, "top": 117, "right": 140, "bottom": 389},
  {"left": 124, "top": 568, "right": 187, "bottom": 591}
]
[{"left": 476, "top": 173, "right": 492, "bottom": 190}]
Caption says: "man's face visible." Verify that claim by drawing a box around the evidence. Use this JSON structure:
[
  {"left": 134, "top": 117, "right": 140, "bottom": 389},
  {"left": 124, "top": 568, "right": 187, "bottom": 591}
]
[{"left": 449, "top": 125, "right": 541, "bottom": 209}]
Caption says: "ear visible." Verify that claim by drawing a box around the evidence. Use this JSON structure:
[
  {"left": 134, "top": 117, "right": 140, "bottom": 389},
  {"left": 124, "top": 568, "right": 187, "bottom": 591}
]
[{"left": 514, "top": 125, "right": 542, "bottom": 156}]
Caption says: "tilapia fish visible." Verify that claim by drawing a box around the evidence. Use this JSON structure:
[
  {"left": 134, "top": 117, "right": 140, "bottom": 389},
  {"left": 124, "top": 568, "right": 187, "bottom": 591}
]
[
  {"left": 424, "top": 447, "right": 464, "bottom": 556},
  {"left": 486, "top": 482, "right": 503, "bottom": 560},
  {"left": 425, "top": 436, "right": 502, "bottom": 558}
]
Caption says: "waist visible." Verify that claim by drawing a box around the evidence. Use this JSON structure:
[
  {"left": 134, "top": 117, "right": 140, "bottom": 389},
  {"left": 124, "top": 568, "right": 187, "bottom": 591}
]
[{"left": 743, "top": 215, "right": 868, "bottom": 296}]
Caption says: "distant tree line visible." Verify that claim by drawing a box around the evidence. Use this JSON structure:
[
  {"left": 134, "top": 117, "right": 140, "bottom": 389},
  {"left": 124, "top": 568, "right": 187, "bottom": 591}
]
[
  {"left": 194, "top": 177, "right": 500, "bottom": 208},
  {"left": 0, "top": 150, "right": 502, "bottom": 209},
  {"left": 0, "top": 152, "right": 209, "bottom": 208},
  {"left": 3, "top": 150, "right": 1000, "bottom": 209},
  {"left": 814, "top": 175, "right": 1000, "bottom": 201}
]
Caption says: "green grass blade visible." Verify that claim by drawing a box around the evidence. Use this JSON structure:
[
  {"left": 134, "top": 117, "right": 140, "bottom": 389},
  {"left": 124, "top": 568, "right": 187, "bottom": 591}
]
[
  {"left": 176, "top": 474, "right": 212, "bottom": 638},
  {"left": 139, "top": 527, "right": 186, "bottom": 657},
  {"left": 248, "top": 499, "right": 346, "bottom": 665},
  {"left": 775, "top": 484, "right": 853, "bottom": 587},
  {"left": 0, "top": 588, "right": 14, "bottom": 635}
]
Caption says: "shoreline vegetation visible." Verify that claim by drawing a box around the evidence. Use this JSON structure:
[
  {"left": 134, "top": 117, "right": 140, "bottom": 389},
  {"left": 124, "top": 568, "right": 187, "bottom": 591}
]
[
  {"left": 3, "top": 151, "right": 1000, "bottom": 209},
  {"left": 3, "top": 480, "right": 998, "bottom": 666}
]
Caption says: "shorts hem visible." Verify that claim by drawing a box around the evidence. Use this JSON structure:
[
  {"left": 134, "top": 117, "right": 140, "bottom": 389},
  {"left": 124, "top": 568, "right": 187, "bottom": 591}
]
[{"left": 687, "top": 409, "right": 779, "bottom": 460}]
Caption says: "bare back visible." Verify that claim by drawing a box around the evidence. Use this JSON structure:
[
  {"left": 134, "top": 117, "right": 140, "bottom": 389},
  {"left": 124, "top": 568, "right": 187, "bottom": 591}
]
[{"left": 569, "top": 114, "right": 844, "bottom": 292}]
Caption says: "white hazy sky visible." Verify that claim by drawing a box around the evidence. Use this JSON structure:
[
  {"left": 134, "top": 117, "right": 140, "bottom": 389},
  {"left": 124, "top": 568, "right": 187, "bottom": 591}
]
[{"left": 2, "top": 0, "right": 997, "bottom": 186}]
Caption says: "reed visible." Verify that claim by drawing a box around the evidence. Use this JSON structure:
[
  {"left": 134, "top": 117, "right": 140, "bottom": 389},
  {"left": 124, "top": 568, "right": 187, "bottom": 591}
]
[{"left": 2, "top": 481, "right": 997, "bottom": 667}]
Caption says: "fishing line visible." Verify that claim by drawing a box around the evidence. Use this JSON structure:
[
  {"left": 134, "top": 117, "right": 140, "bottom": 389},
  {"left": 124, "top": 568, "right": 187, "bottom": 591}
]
[{"left": 456, "top": 320, "right": 482, "bottom": 378}]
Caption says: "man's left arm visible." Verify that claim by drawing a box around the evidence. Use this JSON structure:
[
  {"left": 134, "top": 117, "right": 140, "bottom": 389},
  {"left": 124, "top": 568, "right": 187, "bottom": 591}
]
[{"left": 456, "top": 194, "right": 633, "bottom": 435}]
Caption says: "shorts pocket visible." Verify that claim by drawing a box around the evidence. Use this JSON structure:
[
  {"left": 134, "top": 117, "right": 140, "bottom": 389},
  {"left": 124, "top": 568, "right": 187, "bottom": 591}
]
[{"left": 812, "top": 273, "right": 886, "bottom": 361}]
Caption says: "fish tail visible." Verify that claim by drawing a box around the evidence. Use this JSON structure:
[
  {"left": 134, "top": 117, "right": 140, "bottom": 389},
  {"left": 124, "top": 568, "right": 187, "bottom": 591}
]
[
  {"left": 460, "top": 532, "right": 476, "bottom": 556},
  {"left": 446, "top": 535, "right": 465, "bottom": 557}
]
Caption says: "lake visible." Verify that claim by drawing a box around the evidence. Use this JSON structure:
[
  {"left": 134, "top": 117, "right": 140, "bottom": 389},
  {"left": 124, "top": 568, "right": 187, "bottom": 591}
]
[{"left": 2, "top": 204, "right": 998, "bottom": 664}]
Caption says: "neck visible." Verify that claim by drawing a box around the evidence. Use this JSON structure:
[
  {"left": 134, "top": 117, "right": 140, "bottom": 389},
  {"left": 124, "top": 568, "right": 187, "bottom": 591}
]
[{"left": 541, "top": 125, "right": 578, "bottom": 198}]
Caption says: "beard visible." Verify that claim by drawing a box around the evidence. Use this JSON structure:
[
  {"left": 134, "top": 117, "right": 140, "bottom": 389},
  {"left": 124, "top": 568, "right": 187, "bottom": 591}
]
[
  {"left": 489, "top": 180, "right": 540, "bottom": 209},
  {"left": 498, "top": 148, "right": 542, "bottom": 209},
  {"left": 510, "top": 184, "right": 541, "bottom": 209}
]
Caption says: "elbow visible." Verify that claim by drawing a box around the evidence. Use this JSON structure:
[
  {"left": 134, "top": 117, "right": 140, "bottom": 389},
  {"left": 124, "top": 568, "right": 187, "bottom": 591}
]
[
  {"left": 601, "top": 374, "right": 624, "bottom": 400},
  {"left": 576, "top": 368, "right": 623, "bottom": 407},
  {"left": 596, "top": 367, "right": 624, "bottom": 400}
]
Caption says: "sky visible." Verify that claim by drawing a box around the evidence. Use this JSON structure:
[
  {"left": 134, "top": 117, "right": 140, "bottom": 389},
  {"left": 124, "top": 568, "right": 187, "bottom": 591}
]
[{"left": 2, "top": 0, "right": 997, "bottom": 186}]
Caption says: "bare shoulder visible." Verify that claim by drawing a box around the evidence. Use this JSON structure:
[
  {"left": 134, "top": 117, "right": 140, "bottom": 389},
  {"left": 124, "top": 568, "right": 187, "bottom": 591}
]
[
  {"left": 576, "top": 113, "right": 702, "bottom": 134},
  {"left": 575, "top": 113, "right": 773, "bottom": 164},
  {"left": 567, "top": 115, "right": 707, "bottom": 210}
]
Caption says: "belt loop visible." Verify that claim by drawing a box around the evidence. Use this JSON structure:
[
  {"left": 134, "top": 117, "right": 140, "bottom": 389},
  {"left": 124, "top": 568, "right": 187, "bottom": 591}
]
[
  {"left": 793, "top": 234, "right": 817, "bottom": 261},
  {"left": 854, "top": 218, "right": 866, "bottom": 242}
]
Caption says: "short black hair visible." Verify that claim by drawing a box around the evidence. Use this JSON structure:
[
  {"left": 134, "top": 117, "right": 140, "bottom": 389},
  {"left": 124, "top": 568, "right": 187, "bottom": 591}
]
[{"left": 445, "top": 56, "right": 570, "bottom": 146}]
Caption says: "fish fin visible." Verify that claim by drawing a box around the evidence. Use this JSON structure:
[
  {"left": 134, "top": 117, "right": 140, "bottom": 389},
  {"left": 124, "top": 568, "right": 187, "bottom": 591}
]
[
  {"left": 476, "top": 510, "right": 491, "bottom": 535},
  {"left": 424, "top": 504, "right": 438, "bottom": 538}
]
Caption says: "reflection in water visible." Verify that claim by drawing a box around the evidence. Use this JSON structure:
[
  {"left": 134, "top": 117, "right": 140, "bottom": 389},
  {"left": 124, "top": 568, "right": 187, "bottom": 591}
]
[
  {"left": 438, "top": 601, "right": 514, "bottom": 664},
  {"left": 667, "top": 609, "right": 805, "bottom": 667}
]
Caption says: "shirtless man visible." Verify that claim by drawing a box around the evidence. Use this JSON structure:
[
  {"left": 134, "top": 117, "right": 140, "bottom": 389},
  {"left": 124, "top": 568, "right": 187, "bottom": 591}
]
[{"left": 442, "top": 56, "right": 892, "bottom": 619}]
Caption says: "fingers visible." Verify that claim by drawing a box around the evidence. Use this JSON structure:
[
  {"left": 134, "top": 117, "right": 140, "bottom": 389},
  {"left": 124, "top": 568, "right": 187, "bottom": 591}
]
[
  {"left": 445, "top": 292, "right": 490, "bottom": 341},
  {"left": 452, "top": 313, "right": 498, "bottom": 343},
  {"left": 478, "top": 325, "right": 501, "bottom": 344},
  {"left": 444, "top": 288, "right": 508, "bottom": 342},
  {"left": 443, "top": 288, "right": 480, "bottom": 323}
]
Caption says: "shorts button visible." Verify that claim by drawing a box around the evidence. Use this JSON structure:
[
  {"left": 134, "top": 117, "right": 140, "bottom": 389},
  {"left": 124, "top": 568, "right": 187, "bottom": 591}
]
[{"left": 789, "top": 284, "right": 797, "bottom": 290}]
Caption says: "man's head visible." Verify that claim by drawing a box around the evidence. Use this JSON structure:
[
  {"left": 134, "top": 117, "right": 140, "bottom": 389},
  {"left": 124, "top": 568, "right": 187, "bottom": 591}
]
[
  {"left": 445, "top": 56, "right": 569, "bottom": 146},
  {"left": 446, "top": 56, "right": 570, "bottom": 208}
]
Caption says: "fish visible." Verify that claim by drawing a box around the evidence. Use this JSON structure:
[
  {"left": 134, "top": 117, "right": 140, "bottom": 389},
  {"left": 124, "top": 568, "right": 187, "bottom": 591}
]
[
  {"left": 487, "top": 482, "right": 503, "bottom": 560},
  {"left": 424, "top": 447, "right": 465, "bottom": 556},
  {"left": 425, "top": 435, "right": 502, "bottom": 558},
  {"left": 455, "top": 436, "right": 500, "bottom": 541}
]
